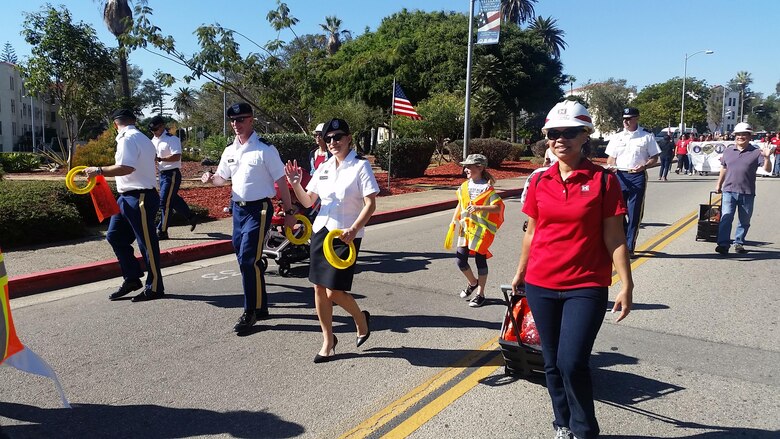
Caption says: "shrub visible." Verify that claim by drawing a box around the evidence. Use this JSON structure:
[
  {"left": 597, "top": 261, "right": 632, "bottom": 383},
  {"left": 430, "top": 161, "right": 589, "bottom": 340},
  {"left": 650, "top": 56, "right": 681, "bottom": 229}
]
[
  {"left": 373, "top": 138, "right": 437, "bottom": 177},
  {"left": 0, "top": 153, "right": 41, "bottom": 172},
  {"left": 506, "top": 143, "right": 530, "bottom": 161},
  {"left": 530, "top": 139, "right": 548, "bottom": 158},
  {"left": 73, "top": 128, "right": 118, "bottom": 167},
  {"left": 0, "top": 180, "right": 85, "bottom": 248},
  {"left": 447, "top": 138, "right": 513, "bottom": 168},
  {"left": 265, "top": 133, "right": 314, "bottom": 173},
  {"left": 199, "top": 134, "right": 232, "bottom": 161}
]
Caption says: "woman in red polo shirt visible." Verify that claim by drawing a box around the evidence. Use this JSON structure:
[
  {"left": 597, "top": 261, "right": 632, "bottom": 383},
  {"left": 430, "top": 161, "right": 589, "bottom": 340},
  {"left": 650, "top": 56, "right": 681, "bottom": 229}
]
[{"left": 511, "top": 101, "right": 634, "bottom": 439}]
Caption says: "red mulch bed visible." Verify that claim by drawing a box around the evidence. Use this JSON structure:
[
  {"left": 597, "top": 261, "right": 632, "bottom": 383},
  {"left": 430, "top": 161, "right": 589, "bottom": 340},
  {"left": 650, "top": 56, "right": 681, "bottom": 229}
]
[{"left": 176, "top": 160, "right": 542, "bottom": 219}]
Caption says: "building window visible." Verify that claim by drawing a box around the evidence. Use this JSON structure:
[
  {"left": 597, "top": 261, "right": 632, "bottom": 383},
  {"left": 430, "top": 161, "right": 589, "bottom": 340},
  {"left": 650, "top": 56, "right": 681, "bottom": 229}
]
[
  {"left": 0, "top": 121, "right": 3, "bottom": 135},
  {"left": 51, "top": 111, "right": 56, "bottom": 123},
  {"left": 11, "top": 99, "right": 15, "bottom": 114},
  {"left": 12, "top": 122, "right": 17, "bottom": 136},
  {"left": 10, "top": 76, "right": 14, "bottom": 90}
]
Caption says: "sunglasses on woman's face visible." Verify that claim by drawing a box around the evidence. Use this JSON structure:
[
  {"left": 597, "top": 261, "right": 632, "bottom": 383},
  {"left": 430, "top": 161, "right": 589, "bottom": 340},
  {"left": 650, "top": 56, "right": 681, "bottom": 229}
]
[
  {"left": 324, "top": 132, "right": 347, "bottom": 143},
  {"left": 546, "top": 128, "right": 584, "bottom": 140}
]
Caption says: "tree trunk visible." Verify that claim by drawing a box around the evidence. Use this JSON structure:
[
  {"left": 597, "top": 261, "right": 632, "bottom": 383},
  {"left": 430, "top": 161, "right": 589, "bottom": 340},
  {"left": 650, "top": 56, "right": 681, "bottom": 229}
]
[
  {"left": 119, "top": 43, "right": 130, "bottom": 101},
  {"left": 510, "top": 111, "right": 517, "bottom": 143}
]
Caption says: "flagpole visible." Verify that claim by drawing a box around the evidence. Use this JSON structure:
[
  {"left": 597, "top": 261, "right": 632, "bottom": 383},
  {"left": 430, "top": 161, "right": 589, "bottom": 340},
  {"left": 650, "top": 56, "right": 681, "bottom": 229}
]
[
  {"left": 463, "top": 0, "right": 476, "bottom": 159},
  {"left": 389, "top": 78, "right": 395, "bottom": 189}
]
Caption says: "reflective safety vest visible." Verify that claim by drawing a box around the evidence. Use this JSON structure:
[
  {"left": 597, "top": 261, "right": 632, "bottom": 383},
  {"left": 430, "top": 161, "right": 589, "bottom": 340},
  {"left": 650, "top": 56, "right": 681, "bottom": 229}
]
[
  {"left": 456, "top": 181, "right": 505, "bottom": 257},
  {"left": 1, "top": 247, "right": 24, "bottom": 364}
]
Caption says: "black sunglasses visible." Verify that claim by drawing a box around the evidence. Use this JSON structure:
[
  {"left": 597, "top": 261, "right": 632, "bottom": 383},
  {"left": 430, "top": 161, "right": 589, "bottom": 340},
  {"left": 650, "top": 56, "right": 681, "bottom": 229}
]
[
  {"left": 324, "top": 132, "right": 347, "bottom": 143},
  {"left": 230, "top": 116, "right": 250, "bottom": 124},
  {"left": 546, "top": 128, "right": 584, "bottom": 140}
]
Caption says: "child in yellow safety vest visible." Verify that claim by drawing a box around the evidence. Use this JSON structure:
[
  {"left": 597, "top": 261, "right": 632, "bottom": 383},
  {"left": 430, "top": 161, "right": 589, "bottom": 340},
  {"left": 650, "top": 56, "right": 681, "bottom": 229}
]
[{"left": 448, "top": 154, "right": 505, "bottom": 308}]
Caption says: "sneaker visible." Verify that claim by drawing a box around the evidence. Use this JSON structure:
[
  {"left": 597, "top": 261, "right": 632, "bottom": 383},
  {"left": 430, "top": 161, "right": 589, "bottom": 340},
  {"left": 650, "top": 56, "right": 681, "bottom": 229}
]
[
  {"left": 715, "top": 245, "right": 729, "bottom": 255},
  {"left": 734, "top": 243, "right": 748, "bottom": 254},
  {"left": 468, "top": 294, "right": 485, "bottom": 308},
  {"left": 459, "top": 283, "right": 478, "bottom": 299},
  {"left": 555, "top": 426, "right": 573, "bottom": 439}
]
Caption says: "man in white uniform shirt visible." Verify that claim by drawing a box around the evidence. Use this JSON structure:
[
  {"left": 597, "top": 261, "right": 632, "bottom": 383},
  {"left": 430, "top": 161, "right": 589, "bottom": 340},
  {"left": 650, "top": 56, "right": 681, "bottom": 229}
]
[
  {"left": 605, "top": 107, "right": 660, "bottom": 256},
  {"left": 149, "top": 115, "right": 197, "bottom": 240},
  {"left": 202, "top": 103, "right": 296, "bottom": 334},
  {"left": 84, "top": 109, "right": 164, "bottom": 302}
]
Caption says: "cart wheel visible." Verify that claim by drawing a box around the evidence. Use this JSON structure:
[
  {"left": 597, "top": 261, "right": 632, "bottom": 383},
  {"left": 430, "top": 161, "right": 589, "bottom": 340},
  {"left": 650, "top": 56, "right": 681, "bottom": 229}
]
[
  {"left": 278, "top": 264, "right": 290, "bottom": 277},
  {"left": 260, "top": 257, "right": 268, "bottom": 273}
]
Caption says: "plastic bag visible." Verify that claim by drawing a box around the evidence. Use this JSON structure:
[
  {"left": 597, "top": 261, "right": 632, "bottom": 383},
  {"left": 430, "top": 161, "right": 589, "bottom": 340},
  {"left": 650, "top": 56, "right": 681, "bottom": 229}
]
[
  {"left": 520, "top": 309, "right": 541, "bottom": 348},
  {"left": 502, "top": 297, "right": 526, "bottom": 342}
]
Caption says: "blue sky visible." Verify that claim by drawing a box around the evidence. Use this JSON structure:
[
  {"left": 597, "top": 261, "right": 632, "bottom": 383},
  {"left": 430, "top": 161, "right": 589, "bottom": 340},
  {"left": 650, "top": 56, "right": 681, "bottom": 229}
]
[{"left": 2, "top": 0, "right": 778, "bottom": 103}]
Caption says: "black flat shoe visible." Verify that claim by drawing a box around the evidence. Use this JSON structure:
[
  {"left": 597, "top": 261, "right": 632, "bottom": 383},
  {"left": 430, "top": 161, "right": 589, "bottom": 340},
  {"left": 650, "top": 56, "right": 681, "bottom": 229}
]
[
  {"left": 109, "top": 279, "right": 143, "bottom": 300},
  {"left": 313, "top": 335, "right": 337, "bottom": 364},
  {"left": 189, "top": 216, "right": 198, "bottom": 232},
  {"left": 356, "top": 311, "right": 371, "bottom": 348},
  {"left": 233, "top": 311, "right": 257, "bottom": 333}
]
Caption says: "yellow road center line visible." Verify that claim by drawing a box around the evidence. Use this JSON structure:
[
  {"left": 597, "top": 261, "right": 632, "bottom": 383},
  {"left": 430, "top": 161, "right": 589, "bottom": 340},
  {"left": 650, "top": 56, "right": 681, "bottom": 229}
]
[
  {"left": 338, "top": 338, "right": 499, "bottom": 439},
  {"left": 381, "top": 347, "right": 502, "bottom": 439}
]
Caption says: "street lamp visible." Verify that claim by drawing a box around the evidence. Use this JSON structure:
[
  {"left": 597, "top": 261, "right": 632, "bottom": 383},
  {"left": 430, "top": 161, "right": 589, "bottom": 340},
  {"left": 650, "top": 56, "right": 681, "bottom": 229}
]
[{"left": 680, "top": 50, "right": 714, "bottom": 135}]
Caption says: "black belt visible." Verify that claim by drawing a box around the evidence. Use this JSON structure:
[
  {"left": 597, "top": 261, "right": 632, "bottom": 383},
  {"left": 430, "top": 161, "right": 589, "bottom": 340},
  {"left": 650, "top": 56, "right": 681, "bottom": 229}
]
[
  {"left": 160, "top": 168, "right": 181, "bottom": 174},
  {"left": 235, "top": 198, "right": 270, "bottom": 207},
  {"left": 120, "top": 188, "right": 157, "bottom": 196}
]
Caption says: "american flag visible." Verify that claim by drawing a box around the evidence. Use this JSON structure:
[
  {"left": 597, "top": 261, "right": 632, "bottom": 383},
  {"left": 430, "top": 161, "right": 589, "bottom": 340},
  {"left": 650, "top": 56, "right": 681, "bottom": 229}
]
[{"left": 393, "top": 83, "right": 422, "bottom": 120}]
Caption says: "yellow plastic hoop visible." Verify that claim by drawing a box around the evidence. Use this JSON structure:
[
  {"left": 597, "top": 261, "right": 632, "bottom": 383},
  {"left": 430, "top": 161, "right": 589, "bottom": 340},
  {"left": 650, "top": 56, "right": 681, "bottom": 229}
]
[
  {"left": 444, "top": 223, "right": 455, "bottom": 250},
  {"left": 285, "top": 214, "right": 312, "bottom": 245},
  {"left": 65, "top": 166, "right": 96, "bottom": 195},
  {"left": 323, "top": 229, "right": 356, "bottom": 270}
]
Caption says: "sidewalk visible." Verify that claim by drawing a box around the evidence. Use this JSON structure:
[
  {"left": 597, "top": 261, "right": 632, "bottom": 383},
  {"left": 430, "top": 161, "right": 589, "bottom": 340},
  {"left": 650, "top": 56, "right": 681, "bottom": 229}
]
[{"left": 4, "top": 176, "right": 525, "bottom": 298}]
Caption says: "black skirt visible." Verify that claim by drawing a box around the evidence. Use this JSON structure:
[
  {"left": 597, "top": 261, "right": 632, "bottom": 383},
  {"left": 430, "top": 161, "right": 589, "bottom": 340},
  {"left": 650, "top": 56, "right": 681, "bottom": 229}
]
[{"left": 309, "top": 227, "right": 362, "bottom": 291}]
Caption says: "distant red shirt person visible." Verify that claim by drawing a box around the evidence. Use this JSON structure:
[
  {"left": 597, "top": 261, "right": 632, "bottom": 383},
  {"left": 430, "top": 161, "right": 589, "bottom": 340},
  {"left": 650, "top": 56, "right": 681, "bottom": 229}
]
[{"left": 770, "top": 132, "right": 780, "bottom": 176}]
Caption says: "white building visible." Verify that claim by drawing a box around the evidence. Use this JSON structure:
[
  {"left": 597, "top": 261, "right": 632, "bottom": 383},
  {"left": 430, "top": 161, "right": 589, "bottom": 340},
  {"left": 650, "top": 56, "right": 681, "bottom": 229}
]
[{"left": 0, "top": 61, "right": 63, "bottom": 153}]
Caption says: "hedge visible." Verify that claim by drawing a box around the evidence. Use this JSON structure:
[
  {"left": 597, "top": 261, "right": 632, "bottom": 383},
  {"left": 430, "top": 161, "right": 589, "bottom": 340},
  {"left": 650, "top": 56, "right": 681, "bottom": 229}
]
[
  {"left": 447, "top": 138, "right": 513, "bottom": 168},
  {"left": 373, "top": 138, "right": 437, "bottom": 177},
  {"left": 0, "top": 180, "right": 85, "bottom": 248},
  {"left": 264, "top": 133, "right": 314, "bottom": 173},
  {"left": 0, "top": 153, "right": 41, "bottom": 172}
]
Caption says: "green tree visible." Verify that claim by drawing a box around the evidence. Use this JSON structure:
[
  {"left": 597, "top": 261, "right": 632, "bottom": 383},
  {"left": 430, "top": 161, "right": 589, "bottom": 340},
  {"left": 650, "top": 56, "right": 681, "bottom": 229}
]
[
  {"left": 319, "top": 16, "right": 351, "bottom": 56},
  {"left": 729, "top": 71, "right": 754, "bottom": 121},
  {"left": 394, "top": 91, "right": 468, "bottom": 162},
  {"left": 632, "top": 77, "right": 709, "bottom": 133},
  {"left": 313, "top": 99, "right": 383, "bottom": 152},
  {"left": 172, "top": 87, "right": 197, "bottom": 127},
  {"left": 583, "top": 78, "right": 636, "bottom": 134},
  {"left": 20, "top": 6, "right": 116, "bottom": 169},
  {"left": 138, "top": 69, "right": 175, "bottom": 116},
  {"left": 1, "top": 42, "right": 18, "bottom": 63},
  {"left": 501, "top": 0, "right": 537, "bottom": 26},
  {"left": 528, "top": 16, "right": 566, "bottom": 58},
  {"left": 707, "top": 85, "right": 726, "bottom": 132}
]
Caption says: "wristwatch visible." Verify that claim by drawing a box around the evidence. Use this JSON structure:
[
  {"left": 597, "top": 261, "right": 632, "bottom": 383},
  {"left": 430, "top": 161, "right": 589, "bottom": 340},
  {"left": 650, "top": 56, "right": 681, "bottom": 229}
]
[{"left": 285, "top": 209, "right": 296, "bottom": 215}]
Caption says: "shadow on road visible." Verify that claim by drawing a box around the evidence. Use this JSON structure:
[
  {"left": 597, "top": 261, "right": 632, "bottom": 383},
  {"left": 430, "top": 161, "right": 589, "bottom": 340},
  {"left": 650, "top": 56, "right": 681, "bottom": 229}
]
[
  {"left": 357, "top": 250, "right": 451, "bottom": 274},
  {"left": 0, "top": 402, "right": 304, "bottom": 438}
]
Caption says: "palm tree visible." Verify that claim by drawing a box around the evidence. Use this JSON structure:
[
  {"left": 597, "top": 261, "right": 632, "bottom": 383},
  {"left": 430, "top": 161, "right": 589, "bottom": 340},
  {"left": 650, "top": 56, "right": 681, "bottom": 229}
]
[
  {"left": 319, "top": 16, "right": 351, "bottom": 56},
  {"left": 101, "top": 0, "right": 133, "bottom": 101},
  {"left": 501, "top": 0, "right": 537, "bottom": 26},
  {"left": 564, "top": 74, "right": 577, "bottom": 95},
  {"left": 529, "top": 16, "right": 567, "bottom": 58},
  {"left": 732, "top": 71, "right": 753, "bottom": 121},
  {"left": 173, "top": 87, "right": 197, "bottom": 126}
]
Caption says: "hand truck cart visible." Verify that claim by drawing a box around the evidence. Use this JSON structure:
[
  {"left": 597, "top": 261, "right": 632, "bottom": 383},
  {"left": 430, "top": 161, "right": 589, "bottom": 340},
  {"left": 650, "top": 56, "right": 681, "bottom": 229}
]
[
  {"left": 498, "top": 284, "right": 544, "bottom": 377},
  {"left": 695, "top": 191, "right": 721, "bottom": 242}
]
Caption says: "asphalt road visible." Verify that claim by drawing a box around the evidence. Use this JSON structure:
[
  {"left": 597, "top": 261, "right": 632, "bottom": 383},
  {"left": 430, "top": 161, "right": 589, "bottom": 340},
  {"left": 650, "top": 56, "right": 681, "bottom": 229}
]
[{"left": 2, "top": 174, "right": 779, "bottom": 438}]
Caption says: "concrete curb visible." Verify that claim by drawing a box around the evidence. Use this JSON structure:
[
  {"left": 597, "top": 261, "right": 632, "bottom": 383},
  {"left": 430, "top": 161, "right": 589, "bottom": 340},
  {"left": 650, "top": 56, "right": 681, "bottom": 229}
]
[{"left": 8, "top": 187, "right": 523, "bottom": 298}]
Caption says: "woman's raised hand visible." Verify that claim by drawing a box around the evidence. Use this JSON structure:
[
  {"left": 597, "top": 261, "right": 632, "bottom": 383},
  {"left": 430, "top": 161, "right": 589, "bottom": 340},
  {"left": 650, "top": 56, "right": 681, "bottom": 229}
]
[{"left": 285, "top": 160, "right": 303, "bottom": 185}]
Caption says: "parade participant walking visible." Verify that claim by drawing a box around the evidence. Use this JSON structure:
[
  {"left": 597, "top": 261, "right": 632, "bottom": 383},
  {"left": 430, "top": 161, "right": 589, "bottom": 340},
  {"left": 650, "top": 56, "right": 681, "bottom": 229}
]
[
  {"left": 283, "top": 118, "right": 379, "bottom": 363},
  {"left": 605, "top": 107, "right": 660, "bottom": 256},
  {"left": 84, "top": 109, "right": 164, "bottom": 302},
  {"left": 657, "top": 134, "right": 674, "bottom": 181},
  {"left": 715, "top": 122, "right": 773, "bottom": 255},
  {"left": 202, "top": 103, "right": 297, "bottom": 333},
  {"left": 512, "top": 100, "right": 633, "bottom": 439},
  {"left": 674, "top": 134, "right": 690, "bottom": 175},
  {"left": 770, "top": 132, "right": 780, "bottom": 177},
  {"left": 449, "top": 153, "right": 504, "bottom": 308},
  {"left": 149, "top": 115, "right": 197, "bottom": 240},
  {"left": 309, "top": 122, "right": 331, "bottom": 174}
]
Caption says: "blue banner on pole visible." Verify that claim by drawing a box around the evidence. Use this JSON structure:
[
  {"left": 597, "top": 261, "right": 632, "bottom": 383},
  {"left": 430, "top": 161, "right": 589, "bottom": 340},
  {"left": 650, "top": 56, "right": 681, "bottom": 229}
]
[{"left": 476, "top": 0, "right": 501, "bottom": 45}]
